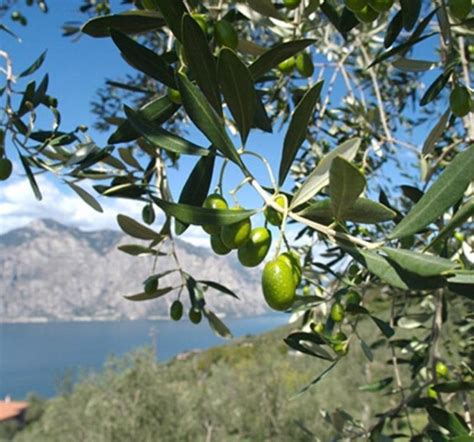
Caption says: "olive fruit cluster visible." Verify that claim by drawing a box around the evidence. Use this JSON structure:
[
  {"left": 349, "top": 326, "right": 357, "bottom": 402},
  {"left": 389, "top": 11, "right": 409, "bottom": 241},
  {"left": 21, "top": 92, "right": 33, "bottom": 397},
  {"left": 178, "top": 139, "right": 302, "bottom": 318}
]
[
  {"left": 202, "top": 194, "right": 272, "bottom": 268},
  {"left": 278, "top": 52, "right": 315, "bottom": 78},
  {"left": 310, "top": 290, "right": 363, "bottom": 354},
  {"left": 345, "top": 0, "right": 394, "bottom": 23}
]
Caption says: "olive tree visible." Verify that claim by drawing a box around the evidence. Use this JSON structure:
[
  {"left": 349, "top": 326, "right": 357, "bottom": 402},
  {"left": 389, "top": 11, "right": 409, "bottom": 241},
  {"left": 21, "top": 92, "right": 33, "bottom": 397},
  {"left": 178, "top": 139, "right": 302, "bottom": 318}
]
[{"left": 1, "top": 0, "right": 473, "bottom": 439}]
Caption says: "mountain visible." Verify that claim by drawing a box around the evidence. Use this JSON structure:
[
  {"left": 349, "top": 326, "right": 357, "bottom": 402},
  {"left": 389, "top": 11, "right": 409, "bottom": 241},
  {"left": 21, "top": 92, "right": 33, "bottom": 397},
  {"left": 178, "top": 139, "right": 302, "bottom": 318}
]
[{"left": 0, "top": 219, "right": 268, "bottom": 322}]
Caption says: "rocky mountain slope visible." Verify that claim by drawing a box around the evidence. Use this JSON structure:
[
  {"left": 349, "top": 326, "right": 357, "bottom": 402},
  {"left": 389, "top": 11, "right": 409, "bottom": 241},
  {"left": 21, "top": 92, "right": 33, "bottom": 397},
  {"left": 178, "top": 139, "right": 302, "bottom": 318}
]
[{"left": 0, "top": 219, "right": 267, "bottom": 322}]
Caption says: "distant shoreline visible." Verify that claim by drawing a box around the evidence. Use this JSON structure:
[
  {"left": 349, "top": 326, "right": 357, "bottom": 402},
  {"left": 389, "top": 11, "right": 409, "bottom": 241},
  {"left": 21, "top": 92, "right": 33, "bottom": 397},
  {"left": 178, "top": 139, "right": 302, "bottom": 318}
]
[{"left": 0, "top": 312, "right": 275, "bottom": 325}]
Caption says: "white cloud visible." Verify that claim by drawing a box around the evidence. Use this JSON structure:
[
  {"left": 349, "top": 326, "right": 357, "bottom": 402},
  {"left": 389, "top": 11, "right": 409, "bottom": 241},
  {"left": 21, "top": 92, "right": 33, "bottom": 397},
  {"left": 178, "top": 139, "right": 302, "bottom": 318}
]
[
  {"left": 0, "top": 176, "right": 211, "bottom": 249},
  {"left": 0, "top": 175, "right": 144, "bottom": 234}
]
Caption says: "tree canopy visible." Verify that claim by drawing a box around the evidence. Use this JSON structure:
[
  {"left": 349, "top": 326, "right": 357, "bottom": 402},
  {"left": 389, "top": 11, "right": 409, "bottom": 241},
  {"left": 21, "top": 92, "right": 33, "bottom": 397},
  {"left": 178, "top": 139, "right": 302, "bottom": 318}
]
[{"left": 1, "top": 0, "right": 473, "bottom": 439}]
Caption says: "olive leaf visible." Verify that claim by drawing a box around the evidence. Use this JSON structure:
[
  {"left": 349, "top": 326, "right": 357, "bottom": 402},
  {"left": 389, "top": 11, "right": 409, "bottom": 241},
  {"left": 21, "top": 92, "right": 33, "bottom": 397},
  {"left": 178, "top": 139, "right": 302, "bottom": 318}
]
[
  {"left": 278, "top": 81, "right": 323, "bottom": 186},
  {"left": 82, "top": 10, "right": 165, "bottom": 38},
  {"left": 66, "top": 181, "right": 103, "bottom": 213},
  {"left": 388, "top": 144, "right": 474, "bottom": 239},
  {"left": 329, "top": 157, "right": 366, "bottom": 221},
  {"left": 291, "top": 138, "right": 361, "bottom": 209},
  {"left": 217, "top": 48, "right": 257, "bottom": 144}
]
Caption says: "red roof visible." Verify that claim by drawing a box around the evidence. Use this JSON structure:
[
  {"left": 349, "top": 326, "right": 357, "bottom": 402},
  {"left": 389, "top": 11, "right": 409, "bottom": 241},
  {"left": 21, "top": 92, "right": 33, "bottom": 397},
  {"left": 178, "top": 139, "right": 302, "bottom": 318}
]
[{"left": 0, "top": 401, "right": 28, "bottom": 421}]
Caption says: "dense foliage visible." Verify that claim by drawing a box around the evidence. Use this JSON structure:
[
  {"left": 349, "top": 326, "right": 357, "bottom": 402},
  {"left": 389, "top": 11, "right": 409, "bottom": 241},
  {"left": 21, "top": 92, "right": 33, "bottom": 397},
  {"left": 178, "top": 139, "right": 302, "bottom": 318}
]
[{"left": 1, "top": 0, "right": 473, "bottom": 439}]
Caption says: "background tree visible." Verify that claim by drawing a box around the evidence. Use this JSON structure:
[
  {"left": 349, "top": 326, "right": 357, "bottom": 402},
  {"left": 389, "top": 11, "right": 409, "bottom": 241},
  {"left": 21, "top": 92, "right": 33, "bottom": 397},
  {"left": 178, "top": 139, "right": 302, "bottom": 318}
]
[{"left": 1, "top": 0, "right": 473, "bottom": 439}]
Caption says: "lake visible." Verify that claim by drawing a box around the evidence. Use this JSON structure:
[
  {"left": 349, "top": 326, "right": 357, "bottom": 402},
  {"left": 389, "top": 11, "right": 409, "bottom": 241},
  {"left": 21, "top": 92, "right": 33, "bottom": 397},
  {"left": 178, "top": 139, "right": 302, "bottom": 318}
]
[{"left": 0, "top": 315, "right": 288, "bottom": 399}]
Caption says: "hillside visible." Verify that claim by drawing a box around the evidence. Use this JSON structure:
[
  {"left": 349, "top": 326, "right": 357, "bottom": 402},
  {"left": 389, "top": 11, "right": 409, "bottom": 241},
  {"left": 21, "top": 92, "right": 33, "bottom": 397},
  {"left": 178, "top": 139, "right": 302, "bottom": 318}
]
[
  {"left": 5, "top": 320, "right": 399, "bottom": 442},
  {"left": 0, "top": 219, "right": 267, "bottom": 322}
]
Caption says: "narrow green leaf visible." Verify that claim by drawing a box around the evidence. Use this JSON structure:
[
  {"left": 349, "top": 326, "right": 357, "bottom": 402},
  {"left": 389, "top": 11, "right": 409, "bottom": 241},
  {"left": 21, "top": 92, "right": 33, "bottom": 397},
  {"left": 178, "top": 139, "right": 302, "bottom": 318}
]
[
  {"left": 279, "top": 81, "right": 323, "bottom": 186},
  {"left": 118, "top": 147, "right": 142, "bottom": 170},
  {"left": 359, "top": 377, "right": 393, "bottom": 392},
  {"left": 152, "top": 197, "right": 255, "bottom": 227},
  {"left": 19, "top": 50, "right": 47, "bottom": 78},
  {"left": 110, "top": 30, "right": 176, "bottom": 88},
  {"left": 446, "top": 270, "right": 474, "bottom": 285},
  {"left": 217, "top": 48, "right": 257, "bottom": 144},
  {"left": 400, "top": 0, "right": 422, "bottom": 31},
  {"left": 388, "top": 145, "right": 474, "bottom": 239},
  {"left": 291, "top": 138, "right": 361, "bottom": 208},
  {"left": 117, "top": 214, "right": 162, "bottom": 241},
  {"left": 175, "top": 155, "right": 215, "bottom": 235},
  {"left": 81, "top": 11, "right": 165, "bottom": 38},
  {"left": 198, "top": 280, "right": 239, "bottom": 299},
  {"left": 118, "top": 244, "right": 161, "bottom": 256},
  {"left": 249, "top": 39, "right": 315, "bottom": 80},
  {"left": 423, "top": 109, "right": 450, "bottom": 155},
  {"left": 420, "top": 69, "right": 453, "bottom": 106},
  {"left": 177, "top": 73, "right": 246, "bottom": 172},
  {"left": 246, "top": 0, "right": 283, "bottom": 20},
  {"left": 284, "top": 332, "right": 334, "bottom": 361},
  {"left": 154, "top": 0, "right": 188, "bottom": 41},
  {"left": 382, "top": 247, "right": 458, "bottom": 277},
  {"left": 429, "top": 198, "right": 474, "bottom": 248},
  {"left": 392, "top": 58, "right": 436, "bottom": 73},
  {"left": 204, "top": 309, "right": 233, "bottom": 339},
  {"left": 124, "top": 105, "right": 209, "bottom": 156},
  {"left": 19, "top": 154, "right": 42, "bottom": 200},
  {"left": 297, "top": 360, "right": 339, "bottom": 395},
  {"left": 298, "top": 197, "right": 395, "bottom": 224},
  {"left": 360, "top": 340, "right": 374, "bottom": 362},
  {"left": 110, "top": 97, "right": 178, "bottom": 145},
  {"left": 384, "top": 11, "right": 403, "bottom": 48},
  {"left": 427, "top": 407, "right": 470, "bottom": 437},
  {"left": 125, "top": 287, "right": 174, "bottom": 301},
  {"left": 18, "top": 80, "right": 36, "bottom": 117},
  {"left": 368, "top": 32, "right": 437, "bottom": 69},
  {"left": 329, "top": 157, "right": 366, "bottom": 220},
  {"left": 346, "top": 247, "right": 446, "bottom": 290},
  {"left": 253, "top": 91, "right": 273, "bottom": 133},
  {"left": 182, "top": 14, "right": 222, "bottom": 114},
  {"left": 370, "top": 316, "right": 395, "bottom": 338},
  {"left": 433, "top": 381, "right": 474, "bottom": 393},
  {"left": 66, "top": 181, "right": 103, "bottom": 213}
]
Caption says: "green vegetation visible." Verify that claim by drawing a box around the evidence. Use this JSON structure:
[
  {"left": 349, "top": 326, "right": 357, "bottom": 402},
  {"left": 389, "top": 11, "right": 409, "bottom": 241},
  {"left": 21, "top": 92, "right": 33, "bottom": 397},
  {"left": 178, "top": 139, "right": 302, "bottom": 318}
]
[{"left": 3, "top": 322, "right": 395, "bottom": 441}]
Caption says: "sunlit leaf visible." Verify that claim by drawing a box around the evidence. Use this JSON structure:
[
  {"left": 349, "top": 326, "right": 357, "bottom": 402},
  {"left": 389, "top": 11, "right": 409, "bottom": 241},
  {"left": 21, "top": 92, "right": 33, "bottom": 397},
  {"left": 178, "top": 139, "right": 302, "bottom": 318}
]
[
  {"left": 291, "top": 138, "right": 361, "bottom": 208},
  {"left": 66, "top": 181, "right": 103, "bottom": 213},
  {"left": 279, "top": 81, "right": 323, "bottom": 186},
  {"left": 117, "top": 214, "right": 163, "bottom": 241},
  {"left": 388, "top": 145, "right": 474, "bottom": 239}
]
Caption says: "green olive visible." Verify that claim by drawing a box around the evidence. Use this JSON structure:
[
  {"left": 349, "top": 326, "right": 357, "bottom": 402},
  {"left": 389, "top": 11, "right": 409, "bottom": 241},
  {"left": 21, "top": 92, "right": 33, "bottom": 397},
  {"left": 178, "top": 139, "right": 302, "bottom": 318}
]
[
  {"left": 221, "top": 209, "right": 251, "bottom": 249},
  {"left": 311, "top": 322, "right": 325, "bottom": 334},
  {"left": 189, "top": 308, "right": 202, "bottom": 324},
  {"left": 0, "top": 158, "right": 13, "bottom": 181},
  {"left": 278, "top": 57, "right": 296, "bottom": 75},
  {"left": 144, "top": 278, "right": 158, "bottom": 295},
  {"left": 330, "top": 302, "right": 345, "bottom": 322},
  {"left": 355, "top": 5, "right": 380, "bottom": 23},
  {"left": 368, "top": 0, "right": 394, "bottom": 12},
  {"left": 202, "top": 194, "right": 228, "bottom": 235},
  {"left": 167, "top": 88, "right": 182, "bottom": 105},
  {"left": 345, "top": 0, "right": 368, "bottom": 12},
  {"left": 142, "top": 204, "right": 155, "bottom": 225},
  {"left": 170, "top": 300, "right": 183, "bottom": 321},
  {"left": 210, "top": 233, "right": 231, "bottom": 256},
  {"left": 262, "top": 258, "right": 296, "bottom": 311},
  {"left": 332, "top": 331, "right": 348, "bottom": 354},
  {"left": 296, "top": 52, "right": 314, "bottom": 78},
  {"left": 345, "top": 291, "right": 362, "bottom": 306},
  {"left": 283, "top": 0, "right": 301, "bottom": 10},
  {"left": 278, "top": 250, "right": 302, "bottom": 287},
  {"left": 450, "top": 85, "right": 472, "bottom": 118},
  {"left": 435, "top": 361, "right": 449, "bottom": 379},
  {"left": 448, "top": 0, "right": 472, "bottom": 20},
  {"left": 214, "top": 20, "right": 238, "bottom": 50},
  {"left": 264, "top": 194, "right": 286, "bottom": 226},
  {"left": 238, "top": 227, "right": 272, "bottom": 267}
]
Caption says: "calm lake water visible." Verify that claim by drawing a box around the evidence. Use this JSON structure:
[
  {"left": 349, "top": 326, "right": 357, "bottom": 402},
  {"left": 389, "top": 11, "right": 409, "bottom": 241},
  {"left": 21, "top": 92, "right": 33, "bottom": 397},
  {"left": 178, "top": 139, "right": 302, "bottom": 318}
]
[{"left": 0, "top": 315, "right": 287, "bottom": 399}]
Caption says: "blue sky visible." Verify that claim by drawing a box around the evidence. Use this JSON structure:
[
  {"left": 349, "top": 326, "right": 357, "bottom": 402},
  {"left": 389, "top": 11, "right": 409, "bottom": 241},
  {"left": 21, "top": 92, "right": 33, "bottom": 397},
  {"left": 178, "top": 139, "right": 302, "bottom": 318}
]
[{"left": 0, "top": 2, "right": 440, "bottom": 245}]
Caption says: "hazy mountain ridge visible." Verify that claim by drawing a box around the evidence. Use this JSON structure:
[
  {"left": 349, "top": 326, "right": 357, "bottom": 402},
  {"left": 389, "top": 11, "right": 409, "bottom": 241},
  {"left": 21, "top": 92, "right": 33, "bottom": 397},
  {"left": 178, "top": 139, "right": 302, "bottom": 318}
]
[{"left": 0, "top": 219, "right": 267, "bottom": 322}]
